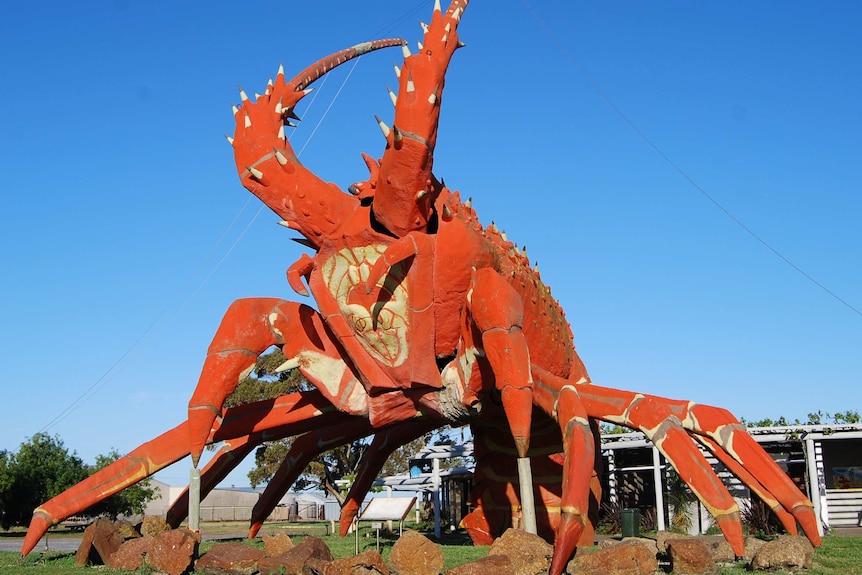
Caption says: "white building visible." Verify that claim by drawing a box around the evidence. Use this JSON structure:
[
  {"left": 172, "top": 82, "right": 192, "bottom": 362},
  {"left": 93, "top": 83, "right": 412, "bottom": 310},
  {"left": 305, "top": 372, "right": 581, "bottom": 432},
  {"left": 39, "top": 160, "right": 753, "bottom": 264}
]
[{"left": 592, "top": 423, "right": 862, "bottom": 534}]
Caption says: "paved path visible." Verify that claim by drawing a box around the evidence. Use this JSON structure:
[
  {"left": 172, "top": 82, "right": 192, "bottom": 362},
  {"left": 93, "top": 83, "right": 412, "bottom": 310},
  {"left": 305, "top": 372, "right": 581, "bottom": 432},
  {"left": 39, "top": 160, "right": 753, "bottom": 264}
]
[
  {"left": 0, "top": 528, "right": 253, "bottom": 554},
  {"left": 0, "top": 536, "right": 81, "bottom": 553}
]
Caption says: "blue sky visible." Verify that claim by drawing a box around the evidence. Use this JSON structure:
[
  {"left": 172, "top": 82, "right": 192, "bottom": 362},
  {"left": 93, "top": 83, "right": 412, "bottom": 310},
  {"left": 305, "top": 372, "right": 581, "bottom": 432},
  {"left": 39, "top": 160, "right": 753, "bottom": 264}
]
[{"left": 1, "top": 1, "right": 859, "bottom": 490}]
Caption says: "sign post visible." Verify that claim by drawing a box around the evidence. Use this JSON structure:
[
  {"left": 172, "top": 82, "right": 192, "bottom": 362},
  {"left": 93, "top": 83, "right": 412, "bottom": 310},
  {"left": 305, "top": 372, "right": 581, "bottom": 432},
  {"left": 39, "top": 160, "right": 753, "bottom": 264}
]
[{"left": 354, "top": 496, "right": 417, "bottom": 554}]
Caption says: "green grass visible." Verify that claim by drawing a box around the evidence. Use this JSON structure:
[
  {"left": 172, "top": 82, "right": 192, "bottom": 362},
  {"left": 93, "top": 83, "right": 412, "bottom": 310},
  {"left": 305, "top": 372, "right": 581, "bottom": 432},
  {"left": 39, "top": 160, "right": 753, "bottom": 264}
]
[
  {"left": 712, "top": 536, "right": 862, "bottom": 575},
  {"left": 202, "top": 523, "right": 489, "bottom": 571},
  {"left": 1, "top": 525, "right": 859, "bottom": 574},
  {"left": 0, "top": 522, "right": 488, "bottom": 574},
  {"left": 0, "top": 551, "right": 135, "bottom": 574},
  {"left": 586, "top": 534, "right": 862, "bottom": 575}
]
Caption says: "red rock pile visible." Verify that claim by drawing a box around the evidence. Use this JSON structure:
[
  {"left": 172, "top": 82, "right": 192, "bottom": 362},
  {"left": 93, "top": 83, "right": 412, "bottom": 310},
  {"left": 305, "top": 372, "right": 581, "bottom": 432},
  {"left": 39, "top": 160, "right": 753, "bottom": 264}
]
[
  {"left": 75, "top": 517, "right": 199, "bottom": 575},
  {"left": 71, "top": 520, "right": 817, "bottom": 574}
]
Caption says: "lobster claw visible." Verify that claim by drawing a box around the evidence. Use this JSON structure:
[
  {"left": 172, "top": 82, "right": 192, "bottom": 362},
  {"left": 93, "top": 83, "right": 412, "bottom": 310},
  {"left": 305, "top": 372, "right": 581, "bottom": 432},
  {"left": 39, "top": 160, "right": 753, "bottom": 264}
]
[
  {"left": 287, "top": 254, "right": 314, "bottom": 297},
  {"left": 231, "top": 38, "right": 403, "bottom": 242},
  {"left": 371, "top": 0, "right": 470, "bottom": 237}
]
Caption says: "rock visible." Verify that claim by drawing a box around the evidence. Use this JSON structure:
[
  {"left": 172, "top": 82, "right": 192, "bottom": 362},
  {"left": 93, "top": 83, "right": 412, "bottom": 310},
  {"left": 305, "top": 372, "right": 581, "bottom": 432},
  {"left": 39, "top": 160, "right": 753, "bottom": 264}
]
[
  {"left": 319, "top": 549, "right": 389, "bottom": 575},
  {"left": 622, "top": 536, "right": 660, "bottom": 557},
  {"left": 655, "top": 530, "right": 689, "bottom": 553},
  {"left": 598, "top": 538, "right": 620, "bottom": 549},
  {"left": 566, "top": 540, "right": 658, "bottom": 575},
  {"left": 140, "top": 515, "right": 171, "bottom": 537},
  {"left": 444, "top": 554, "right": 514, "bottom": 575},
  {"left": 108, "top": 536, "right": 154, "bottom": 571},
  {"left": 74, "top": 518, "right": 124, "bottom": 566},
  {"left": 114, "top": 518, "right": 141, "bottom": 539},
  {"left": 598, "top": 537, "right": 656, "bottom": 549},
  {"left": 195, "top": 541, "right": 267, "bottom": 575},
  {"left": 306, "top": 556, "right": 333, "bottom": 574},
  {"left": 487, "top": 528, "right": 553, "bottom": 575},
  {"left": 262, "top": 531, "right": 295, "bottom": 556},
  {"left": 749, "top": 535, "right": 814, "bottom": 571},
  {"left": 257, "top": 536, "right": 334, "bottom": 575},
  {"left": 390, "top": 530, "right": 445, "bottom": 575},
  {"left": 743, "top": 536, "right": 766, "bottom": 564},
  {"left": 73, "top": 521, "right": 99, "bottom": 567},
  {"left": 92, "top": 518, "right": 124, "bottom": 562},
  {"left": 704, "top": 537, "right": 735, "bottom": 563},
  {"left": 257, "top": 554, "right": 288, "bottom": 575},
  {"left": 667, "top": 538, "right": 717, "bottom": 574},
  {"left": 148, "top": 528, "right": 199, "bottom": 575}
]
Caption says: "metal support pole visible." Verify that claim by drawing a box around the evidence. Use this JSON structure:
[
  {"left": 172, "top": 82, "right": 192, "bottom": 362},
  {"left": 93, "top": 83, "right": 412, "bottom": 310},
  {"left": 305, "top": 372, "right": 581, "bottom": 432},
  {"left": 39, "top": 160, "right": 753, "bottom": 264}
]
[
  {"left": 518, "top": 457, "right": 538, "bottom": 534},
  {"left": 651, "top": 446, "right": 666, "bottom": 532},
  {"left": 189, "top": 467, "right": 201, "bottom": 533},
  {"left": 433, "top": 458, "right": 441, "bottom": 538}
]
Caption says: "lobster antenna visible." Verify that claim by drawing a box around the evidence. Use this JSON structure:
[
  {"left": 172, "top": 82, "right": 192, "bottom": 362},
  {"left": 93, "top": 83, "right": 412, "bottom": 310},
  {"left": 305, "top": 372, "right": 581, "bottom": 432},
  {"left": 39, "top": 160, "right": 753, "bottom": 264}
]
[{"left": 289, "top": 38, "right": 404, "bottom": 92}]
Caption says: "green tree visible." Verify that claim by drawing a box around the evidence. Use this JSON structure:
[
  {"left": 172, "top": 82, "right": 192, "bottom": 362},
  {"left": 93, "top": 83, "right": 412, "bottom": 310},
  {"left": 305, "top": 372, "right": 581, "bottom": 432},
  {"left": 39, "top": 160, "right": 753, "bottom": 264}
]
[
  {"left": 380, "top": 436, "right": 428, "bottom": 478},
  {"left": 2, "top": 433, "right": 89, "bottom": 529},
  {"left": 832, "top": 410, "right": 860, "bottom": 424},
  {"left": 82, "top": 450, "right": 156, "bottom": 519},
  {"left": 0, "top": 450, "right": 12, "bottom": 525},
  {"left": 742, "top": 411, "right": 861, "bottom": 428}
]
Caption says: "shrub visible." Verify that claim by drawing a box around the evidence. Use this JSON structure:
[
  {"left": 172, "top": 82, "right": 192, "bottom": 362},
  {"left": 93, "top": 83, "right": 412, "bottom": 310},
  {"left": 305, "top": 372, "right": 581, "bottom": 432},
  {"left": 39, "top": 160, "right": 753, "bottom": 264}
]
[{"left": 740, "top": 497, "right": 783, "bottom": 537}]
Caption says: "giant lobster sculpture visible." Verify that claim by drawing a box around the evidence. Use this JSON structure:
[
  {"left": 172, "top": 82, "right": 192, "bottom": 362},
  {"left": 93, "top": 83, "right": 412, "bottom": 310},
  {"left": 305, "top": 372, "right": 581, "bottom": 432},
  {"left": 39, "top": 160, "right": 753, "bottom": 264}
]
[{"left": 23, "top": 2, "right": 820, "bottom": 573}]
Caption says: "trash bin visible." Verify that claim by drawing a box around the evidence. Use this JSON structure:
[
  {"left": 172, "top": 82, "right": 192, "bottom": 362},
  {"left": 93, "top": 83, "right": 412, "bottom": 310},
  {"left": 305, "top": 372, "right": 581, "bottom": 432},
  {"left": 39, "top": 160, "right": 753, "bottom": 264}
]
[{"left": 620, "top": 508, "right": 640, "bottom": 538}]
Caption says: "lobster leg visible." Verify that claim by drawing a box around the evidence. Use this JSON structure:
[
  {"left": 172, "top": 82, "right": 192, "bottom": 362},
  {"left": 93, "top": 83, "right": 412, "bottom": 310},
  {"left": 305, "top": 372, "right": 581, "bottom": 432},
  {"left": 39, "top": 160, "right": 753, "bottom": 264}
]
[
  {"left": 555, "top": 378, "right": 744, "bottom": 555},
  {"left": 21, "top": 389, "right": 344, "bottom": 556},
  {"left": 694, "top": 435, "right": 800, "bottom": 535},
  {"left": 168, "top": 407, "right": 367, "bottom": 528},
  {"left": 466, "top": 413, "right": 602, "bottom": 558},
  {"left": 463, "top": 414, "right": 529, "bottom": 544},
  {"left": 187, "top": 298, "right": 371, "bottom": 467},
  {"left": 22, "top": 422, "right": 189, "bottom": 556},
  {"left": 536, "top": 384, "right": 595, "bottom": 575},
  {"left": 533, "top": 367, "right": 821, "bottom": 551},
  {"left": 464, "top": 413, "right": 602, "bottom": 553},
  {"left": 684, "top": 404, "right": 820, "bottom": 543},
  {"left": 248, "top": 418, "right": 374, "bottom": 537},
  {"left": 468, "top": 267, "right": 537, "bottom": 532},
  {"left": 338, "top": 418, "right": 443, "bottom": 536}
]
